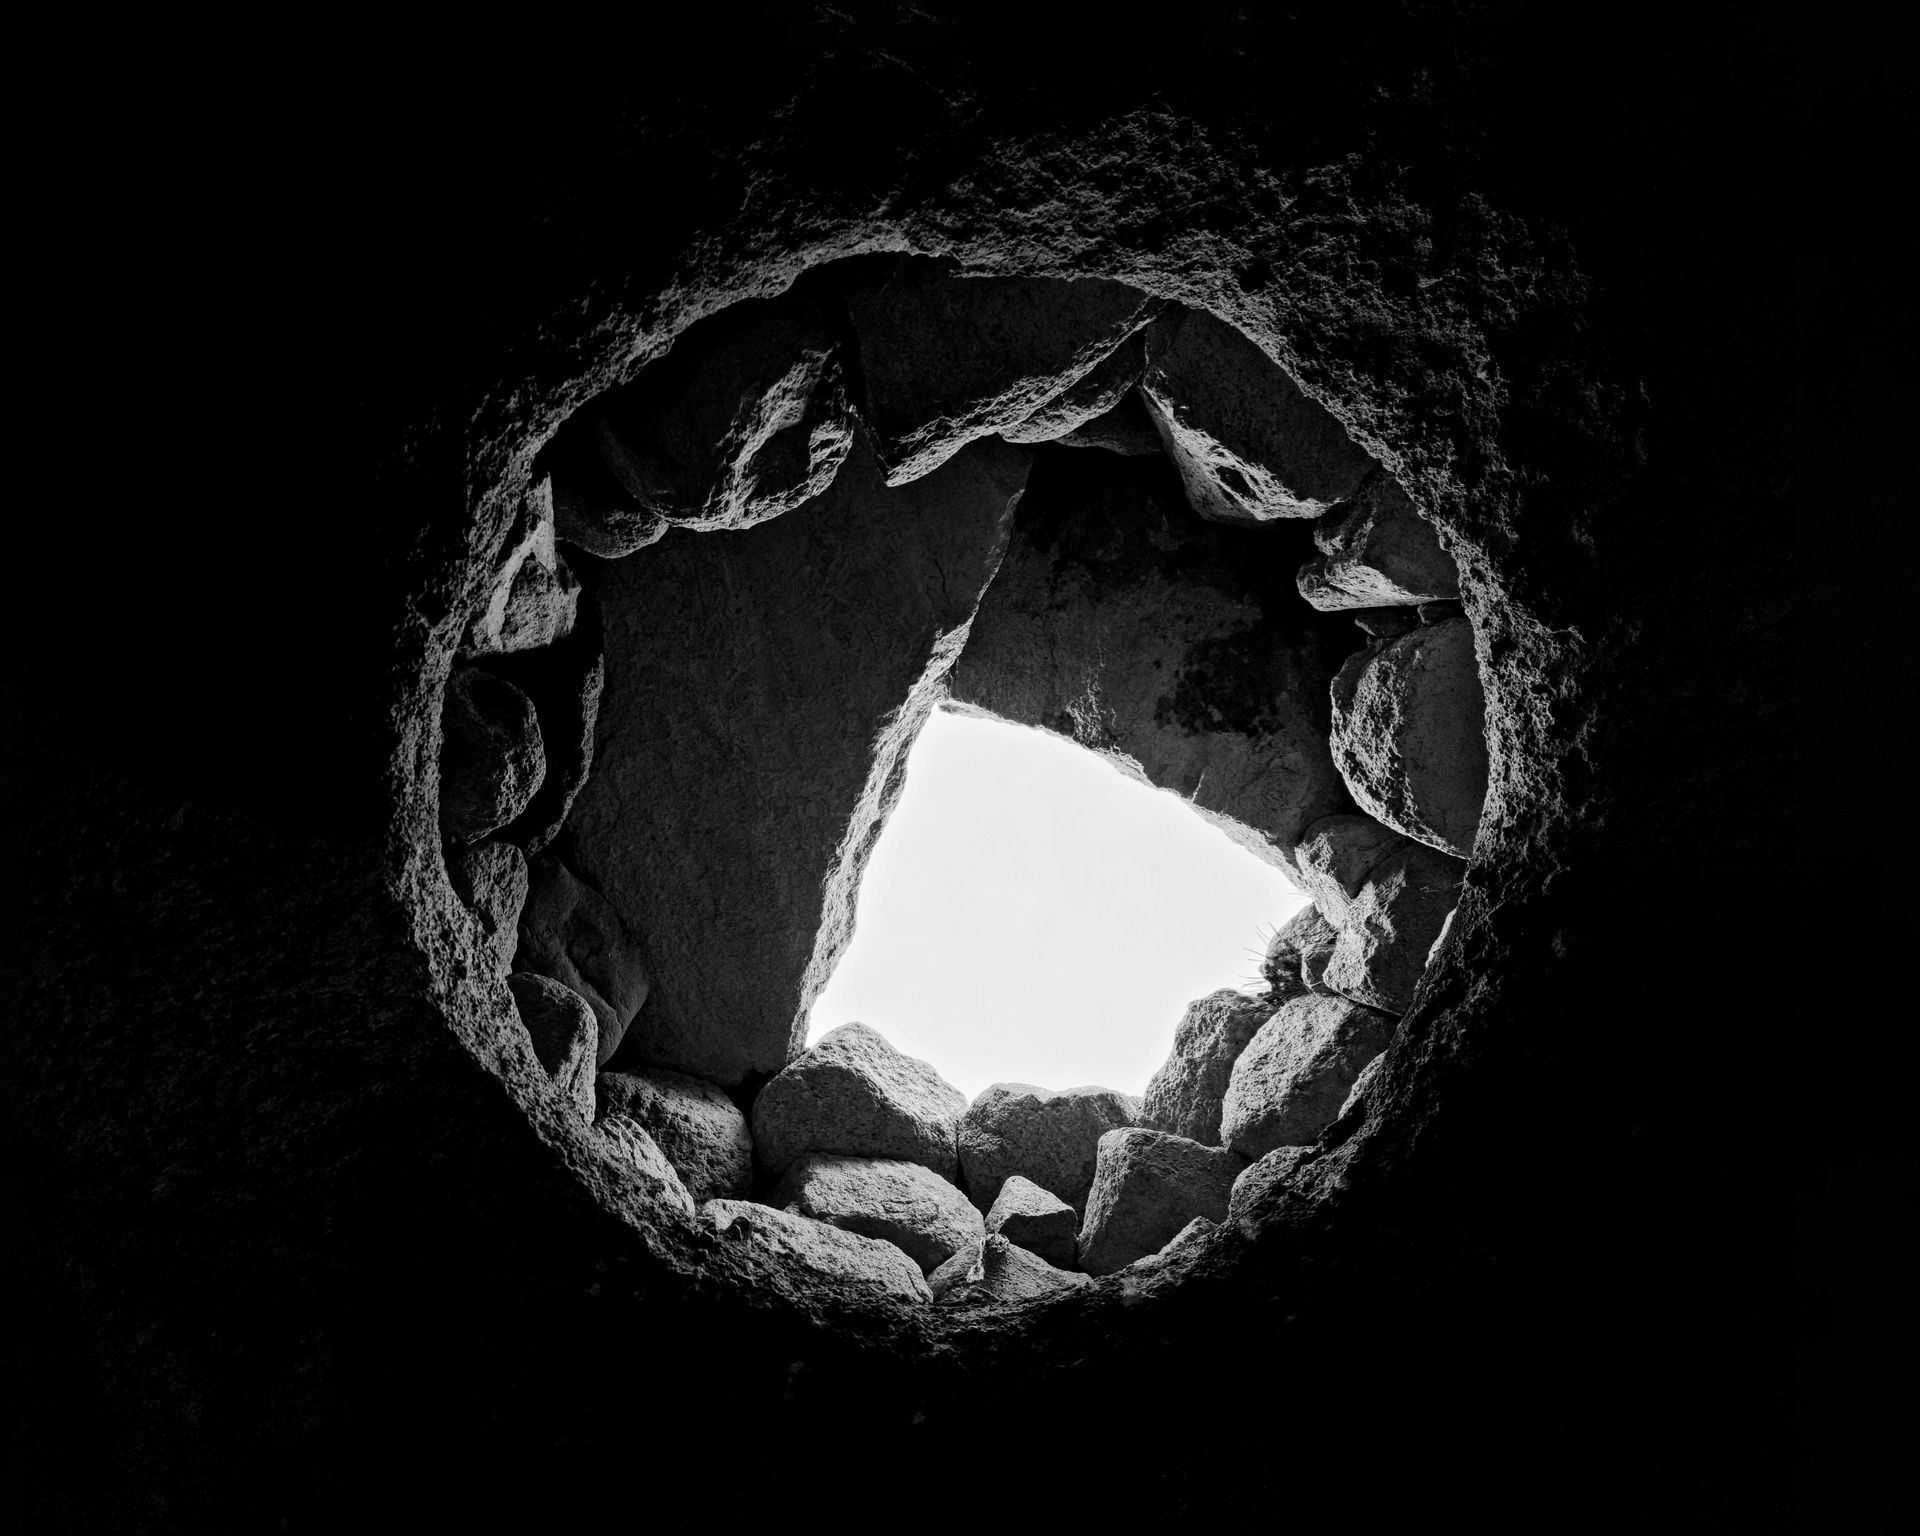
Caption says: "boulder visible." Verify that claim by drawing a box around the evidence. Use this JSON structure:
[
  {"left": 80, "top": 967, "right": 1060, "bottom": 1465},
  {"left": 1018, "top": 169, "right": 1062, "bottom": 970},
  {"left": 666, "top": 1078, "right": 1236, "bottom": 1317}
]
[
  {"left": 1227, "top": 1145, "right": 1313, "bottom": 1230},
  {"left": 1157, "top": 1216, "right": 1216, "bottom": 1258},
  {"left": 843, "top": 259, "right": 1161, "bottom": 483},
  {"left": 927, "top": 1234, "right": 1090, "bottom": 1307},
  {"left": 1054, "top": 389, "right": 1164, "bottom": 456},
  {"left": 703, "top": 1199, "right": 931, "bottom": 1302},
  {"left": 544, "top": 411, "right": 669, "bottom": 558},
  {"left": 984, "top": 1175, "right": 1078, "bottom": 1268},
  {"left": 597, "top": 1068, "right": 753, "bottom": 1203},
  {"left": 958, "top": 1082, "right": 1139, "bottom": 1216},
  {"left": 1076, "top": 1128, "right": 1245, "bottom": 1277},
  {"left": 750, "top": 1022, "right": 968, "bottom": 1181},
  {"left": 601, "top": 1116, "right": 698, "bottom": 1218},
  {"left": 773, "top": 1153, "right": 984, "bottom": 1274},
  {"left": 1322, "top": 841, "right": 1466, "bottom": 1014},
  {"left": 1292, "top": 813, "right": 1412, "bottom": 928},
  {"left": 438, "top": 665, "right": 546, "bottom": 845},
  {"left": 506, "top": 972, "right": 598, "bottom": 1120},
  {"left": 1338, "top": 1054, "right": 1385, "bottom": 1121},
  {"left": 1139, "top": 989, "right": 1276, "bottom": 1146},
  {"left": 1329, "top": 617, "right": 1488, "bottom": 858},
  {"left": 1219, "top": 994, "right": 1396, "bottom": 1160},
  {"left": 1263, "top": 904, "right": 1340, "bottom": 996},
  {"left": 465, "top": 478, "right": 581, "bottom": 656},
  {"left": 1295, "top": 472, "right": 1459, "bottom": 611},
  {"left": 515, "top": 854, "right": 650, "bottom": 1067},
  {"left": 1138, "top": 308, "right": 1377, "bottom": 526},
  {"left": 1000, "top": 331, "right": 1147, "bottom": 444},
  {"left": 480, "top": 601, "right": 605, "bottom": 857},
  {"left": 446, "top": 840, "right": 528, "bottom": 978}
]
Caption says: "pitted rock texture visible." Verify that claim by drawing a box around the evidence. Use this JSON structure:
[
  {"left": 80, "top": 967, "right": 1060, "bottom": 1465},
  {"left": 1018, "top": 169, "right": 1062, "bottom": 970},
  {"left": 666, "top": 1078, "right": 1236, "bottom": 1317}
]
[
  {"left": 984, "top": 1174, "right": 1078, "bottom": 1269},
  {"left": 1322, "top": 842, "right": 1466, "bottom": 1014},
  {"left": 446, "top": 840, "right": 528, "bottom": 979},
  {"left": 843, "top": 260, "right": 1160, "bottom": 483},
  {"left": 507, "top": 972, "right": 598, "bottom": 1120},
  {"left": 465, "top": 479, "right": 581, "bottom": 656},
  {"left": 515, "top": 854, "right": 650, "bottom": 1067},
  {"left": 563, "top": 433, "right": 1032, "bottom": 1086},
  {"left": 1140, "top": 989, "right": 1277, "bottom": 1146},
  {"left": 947, "top": 445, "right": 1355, "bottom": 882},
  {"left": 1330, "top": 617, "right": 1488, "bottom": 858},
  {"left": 1139, "top": 307, "right": 1377, "bottom": 525},
  {"left": 773, "top": 1153, "right": 984, "bottom": 1274},
  {"left": 958, "top": 1082, "right": 1139, "bottom": 1216},
  {"left": 1293, "top": 813, "right": 1413, "bottom": 929},
  {"left": 750, "top": 1023, "right": 967, "bottom": 1181},
  {"left": 439, "top": 665, "right": 546, "bottom": 844},
  {"left": 597, "top": 1068, "right": 752, "bottom": 1203},
  {"left": 1296, "top": 472, "right": 1459, "bottom": 611},
  {"left": 1001, "top": 330, "right": 1149, "bottom": 445},
  {"left": 1055, "top": 389, "right": 1164, "bottom": 456},
  {"left": 1220, "top": 994, "right": 1396, "bottom": 1160},
  {"left": 1264, "top": 903, "right": 1340, "bottom": 996},
  {"left": 1338, "top": 1054, "right": 1385, "bottom": 1121},
  {"left": 703, "top": 1199, "right": 931, "bottom": 1303},
  {"left": 1077, "top": 1128, "right": 1245, "bottom": 1276},
  {"left": 1228, "top": 1146, "right": 1314, "bottom": 1231},
  {"left": 928, "top": 1233, "right": 1090, "bottom": 1307},
  {"left": 478, "top": 602, "right": 605, "bottom": 858},
  {"left": 1156, "top": 1216, "right": 1216, "bottom": 1257},
  {"left": 599, "top": 1116, "right": 697, "bottom": 1219}
]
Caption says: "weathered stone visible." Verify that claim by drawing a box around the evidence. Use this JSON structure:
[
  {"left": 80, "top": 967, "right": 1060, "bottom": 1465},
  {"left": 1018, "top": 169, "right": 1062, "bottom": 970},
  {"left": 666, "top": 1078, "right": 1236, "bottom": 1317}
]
[
  {"left": 1076, "top": 1128, "right": 1244, "bottom": 1276},
  {"left": 1338, "top": 1054, "right": 1385, "bottom": 1120},
  {"left": 600, "top": 1116, "right": 697, "bottom": 1218},
  {"left": 984, "top": 1175, "right": 1078, "bottom": 1268},
  {"left": 482, "top": 607, "right": 604, "bottom": 858},
  {"left": 1322, "top": 841, "right": 1466, "bottom": 1014},
  {"left": 1263, "top": 904, "right": 1340, "bottom": 996},
  {"left": 562, "top": 433, "right": 1032, "bottom": 1086},
  {"left": 445, "top": 840, "right": 528, "bottom": 978},
  {"left": 507, "top": 972, "right": 597, "bottom": 1120},
  {"left": 773, "top": 1153, "right": 984, "bottom": 1274},
  {"left": 958, "top": 1082, "right": 1138, "bottom": 1216},
  {"left": 703, "top": 1199, "right": 930, "bottom": 1302},
  {"left": 1000, "top": 331, "right": 1147, "bottom": 444},
  {"left": 597, "top": 1068, "right": 752, "bottom": 1203},
  {"left": 1296, "top": 472, "right": 1459, "bottom": 611},
  {"left": 1219, "top": 994, "right": 1396, "bottom": 1160},
  {"left": 465, "top": 478, "right": 581, "bottom": 657},
  {"left": 1139, "top": 307, "right": 1377, "bottom": 526},
  {"left": 1292, "top": 813, "right": 1412, "bottom": 929},
  {"left": 1157, "top": 1215, "right": 1216, "bottom": 1257},
  {"left": 1139, "top": 989, "right": 1276, "bottom": 1146},
  {"left": 1227, "top": 1145, "right": 1313, "bottom": 1230},
  {"left": 843, "top": 260, "right": 1161, "bottom": 483},
  {"left": 439, "top": 666, "right": 546, "bottom": 845},
  {"left": 1418, "top": 599, "right": 1465, "bottom": 625},
  {"left": 927, "top": 1233, "right": 1090, "bottom": 1306},
  {"left": 544, "top": 409, "right": 670, "bottom": 558},
  {"left": 515, "top": 854, "right": 649, "bottom": 1067},
  {"left": 1353, "top": 606, "right": 1420, "bottom": 639},
  {"left": 1329, "top": 617, "right": 1488, "bottom": 858},
  {"left": 750, "top": 1023, "right": 967, "bottom": 1181},
  {"left": 1053, "top": 388, "right": 1164, "bottom": 456}
]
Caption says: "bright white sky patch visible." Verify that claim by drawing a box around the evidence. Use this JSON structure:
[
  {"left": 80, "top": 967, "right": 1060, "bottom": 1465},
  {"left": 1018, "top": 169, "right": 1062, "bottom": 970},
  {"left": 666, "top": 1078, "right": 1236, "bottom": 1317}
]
[{"left": 806, "top": 707, "right": 1309, "bottom": 1103}]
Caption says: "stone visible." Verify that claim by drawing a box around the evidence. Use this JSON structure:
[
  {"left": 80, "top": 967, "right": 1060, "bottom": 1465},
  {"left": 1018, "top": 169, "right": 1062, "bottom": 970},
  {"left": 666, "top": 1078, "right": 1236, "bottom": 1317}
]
[
  {"left": 545, "top": 415, "right": 669, "bottom": 558},
  {"left": 843, "top": 259, "right": 1161, "bottom": 483},
  {"left": 927, "top": 1234, "right": 1090, "bottom": 1307},
  {"left": 750, "top": 1023, "right": 968, "bottom": 1181},
  {"left": 507, "top": 972, "right": 598, "bottom": 1120},
  {"left": 1322, "top": 841, "right": 1467, "bottom": 1014},
  {"left": 600, "top": 1116, "right": 698, "bottom": 1218},
  {"left": 597, "top": 1068, "right": 753, "bottom": 1203},
  {"left": 1352, "top": 606, "right": 1420, "bottom": 639},
  {"left": 1418, "top": 599, "right": 1465, "bottom": 625},
  {"left": 1295, "top": 472, "right": 1459, "bottom": 611},
  {"left": 1227, "top": 1146, "right": 1313, "bottom": 1230},
  {"left": 703, "top": 1199, "right": 931, "bottom": 1302},
  {"left": 515, "top": 854, "right": 650, "bottom": 1067},
  {"left": 464, "top": 478, "right": 582, "bottom": 656},
  {"left": 1329, "top": 617, "right": 1488, "bottom": 858},
  {"left": 1219, "top": 994, "right": 1396, "bottom": 1160},
  {"left": 1138, "top": 307, "right": 1377, "bottom": 526},
  {"left": 438, "top": 665, "right": 546, "bottom": 845},
  {"left": 480, "top": 600, "right": 605, "bottom": 858},
  {"left": 1000, "top": 331, "right": 1148, "bottom": 444},
  {"left": 1076, "top": 1128, "right": 1245, "bottom": 1277},
  {"left": 1338, "top": 1054, "right": 1385, "bottom": 1121},
  {"left": 983, "top": 1175, "right": 1078, "bottom": 1269},
  {"left": 1053, "top": 388, "right": 1164, "bottom": 456},
  {"left": 1139, "top": 989, "right": 1276, "bottom": 1146},
  {"left": 1292, "top": 813, "right": 1412, "bottom": 929},
  {"left": 1157, "top": 1216, "right": 1215, "bottom": 1258},
  {"left": 772, "top": 1153, "right": 984, "bottom": 1274},
  {"left": 445, "top": 840, "right": 528, "bottom": 978},
  {"left": 1263, "top": 904, "right": 1340, "bottom": 996},
  {"left": 958, "top": 1082, "right": 1139, "bottom": 1216}
]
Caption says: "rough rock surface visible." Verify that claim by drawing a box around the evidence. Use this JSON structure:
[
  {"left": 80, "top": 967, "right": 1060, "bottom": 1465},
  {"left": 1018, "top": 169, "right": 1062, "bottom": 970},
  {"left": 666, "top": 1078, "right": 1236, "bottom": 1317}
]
[
  {"left": 983, "top": 1175, "right": 1078, "bottom": 1268},
  {"left": 1157, "top": 1216, "right": 1216, "bottom": 1257},
  {"left": 1353, "top": 606, "right": 1420, "bottom": 639},
  {"left": 927, "top": 1234, "right": 1089, "bottom": 1307},
  {"left": 1076, "top": 1128, "right": 1245, "bottom": 1276},
  {"left": 1338, "top": 1054, "right": 1385, "bottom": 1121},
  {"left": 1139, "top": 989, "right": 1277, "bottom": 1145},
  {"left": 1000, "top": 331, "right": 1148, "bottom": 444},
  {"left": 464, "top": 478, "right": 582, "bottom": 656},
  {"left": 843, "top": 260, "right": 1160, "bottom": 483},
  {"left": 478, "top": 604, "right": 605, "bottom": 857},
  {"left": 1296, "top": 472, "right": 1459, "bottom": 611},
  {"left": 773, "top": 1153, "right": 984, "bottom": 1274},
  {"left": 1220, "top": 995, "right": 1397, "bottom": 1160},
  {"left": 545, "top": 411, "right": 669, "bottom": 558},
  {"left": 597, "top": 1068, "right": 752, "bottom": 1203},
  {"left": 1139, "top": 308, "right": 1377, "bottom": 525},
  {"left": 515, "top": 854, "right": 650, "bottom": 1067},
  {"left": 947, "top": 446, "right": 1355, "bottom": 882},
  {"left": 958, "top": 1082, "right": 1139, "bottom": 1215},
  {"left": 703, "top": 1199, "right": 930, "bottom": 1302},
  {"left": 1055, "top": 389, "right": 1164, "bottom": 455},
  {"left": 446, "top": 840, "right": 528, "bottom": 978},
  {"left": 1264, "top": 903, "right": 1340, "bottom": 996},
  {"left": 506, "top": 972, "right": 598, "bottom": 1120},
  {"left": 1322, "top": 842, "right": 1467, "bottom": 1014},
  {"left": 1330, "top": 618, "right": 1488, "bottom": 858},
  {"left": 750, "top": 1023, "right": 967, "bottom": 1180},
  {"left": 563, "top": 433, "right": 1032, "bottom": 1086},
  {"left": 1293, "top": 813, "right": 1412, "bottom": 928},
  {"left": 439, "top": 665, "right": 546, "bottom": 844},
  {"left": 600, "top": 1116, "right": 697, "bottom": 1218},
  {"left": 1228, "top": 1146, "right": 1314, "bottom": 1230}
]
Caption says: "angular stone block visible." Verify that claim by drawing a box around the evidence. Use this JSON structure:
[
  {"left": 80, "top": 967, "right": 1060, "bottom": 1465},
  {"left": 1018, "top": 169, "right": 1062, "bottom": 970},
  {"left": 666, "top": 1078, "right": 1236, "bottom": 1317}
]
[
  {"left": 928, "top": 1233, "right": 1090, "bottom": 1306},
  {"left": 439, "top": 666, "right": 546, "bottom": 845},
  {"left": 597, "top": 1067, "right": 752, "bottom": 1203},
  {"left": 516, "top": 854, "right": 650, "bottom": 1067},
  {"left": 465, "top": 478, "right": 581, "bottom": 657},
  {"left": 703, "top": 1199, "right": 931, "bottom": 1302},
  {"left": 1227, "top": 1145, "right": 1313, "bottom": 1231},
  {"left": 958, "top": 1082, "right": 1138, "bottom": 1216},
  {"left": 1220, "top": 994, "right": 1395, "bottom": 1160},
  {"left": 1296, "top": 472, "right": 1459, "bottom": 611},
  {"left": 601, "top": 1115, "right": 697, "bottom": 1218},
  {"left": 1139, "top": 989, "right": 1276, "bottom": 1146},
  {"left": 1000, "top": 330, "right": 1148, "bottom": 444},
  {"left": 773, "top": 1153, "right": 984, "bottom": 1274},
  {"left": 1292, "top": 812, "right": 1411, "bottom": 929},
  {"left": 446, "top": 840, "right": 528, "bottom": 979},
  {"left": 1076, "top": 1128, "right": 1244, "bottom": 1277},
  {"left": 507, "top": 971, "right": 598, "bottom": 1120},
  {"left": 1264, "top": 903, "right": 1340, "bottom": 996},
  {"left": 984, "top": 1175, "right": 1078, "bottom": 1269},
  {"left": 1322, "top": 841, "right": 1465, "bottom": 1014}
]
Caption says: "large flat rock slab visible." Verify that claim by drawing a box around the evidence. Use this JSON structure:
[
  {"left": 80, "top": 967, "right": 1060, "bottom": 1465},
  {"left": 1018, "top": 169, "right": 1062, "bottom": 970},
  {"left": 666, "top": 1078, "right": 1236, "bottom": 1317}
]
[
  {"left": 1076, "top": 1128, "right": 1244, "bottom": 1276},
  {"left": 597, "top": 1067, "right": 753, "bottom": 1203},
  {"left": 958, "top": 1082, "right": 1139, "bottom": 1216},
  {"left": 702, "top": 1199, "right": 931, "bottom": 1302},
  {"left": 1139, "top": 989, "right": 1277, "bottom": 1146},
  {"left": 773, "top": 1153, "right": 984, "bottom": 1274},
  {"left": 1219, "top": 994, "right": 1396, "bottom": 1160}
]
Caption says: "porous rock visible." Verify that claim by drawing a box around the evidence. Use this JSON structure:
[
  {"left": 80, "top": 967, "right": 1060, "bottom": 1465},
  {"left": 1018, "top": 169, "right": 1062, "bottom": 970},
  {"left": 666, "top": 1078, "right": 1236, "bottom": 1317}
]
[
  {"left": 1329, "top": 617, "right": 1488, "bottom": 858},
  {"left": 1000, "top": 331, "right": 1148, "bottom": 444},
  {"left": 984, "top": 1174, "right": 1078, "bottom": 1269},
  {"left": 516, "top": 854, "right": 650, "bottom": 1067},
  {"left": 481, "top": 601, "right": 605, "bottom": 857},
  {"left": 1264, "top": 903, "right": 1340, "bottom": 996},
  {"left": 1139, "top": 989, "right": 1276, "bottom": 1146},
  {"left": 597, "top": 1068, "right": 752, "bottom": 1203},
  {"left": 601, "top": 1116, "right": 697, "bottom": 1218},
  {"left": 1219, "top": 994, "right": 1396, "bottom": 1160},
  {"left": 1228, "top": 1146, "right": 1313, "bottom": 1231},
  {"left": 928, "top": 1234, "right": 1090, "bottom": 1307},
  {"left": 1076, "top": 1128, "right": 1244, "bottom": 1277},
  {"left": 958, "top": 1082, "right": 1138, "bottom": 1216},
  {"left": 507, "top": 972, "right": 598, "bottom": 1120},
  {"left": 703, "top": 1199, "right": 930, "bottom": 1302},
  {"left": 773, "top": 1153, "right": 984, "bottom": 1274},
  {"left": 750, "top": 1023, "right": 967, "bottom": 1181},
  {"left": 1338, "top": 1054, "right": 1385, "bottom": 1121},
  {"left": 446, "top": 840, "right": 528, "bottom": 978},
  {"left": 1157, "top": 1216, "right": 1216, "bottom": 1257},
  {"left": 1322, "top": 842, "right": 1466, "bottom": 1014},
  {"left": 439, "top": 665, "right": 546, "bottom": 845},
  {"left": 1296, "top": 472, "right": 1459, "bottom": 611},
  {"left": 1139, "top": 307, "right": 1377, "bottom": 525},
  {"left": 465, "top": 478, "right": 581, "bottom": 657},
  {"left": 1292, "top": 813, "right": 1412, "bottom": 928}
]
